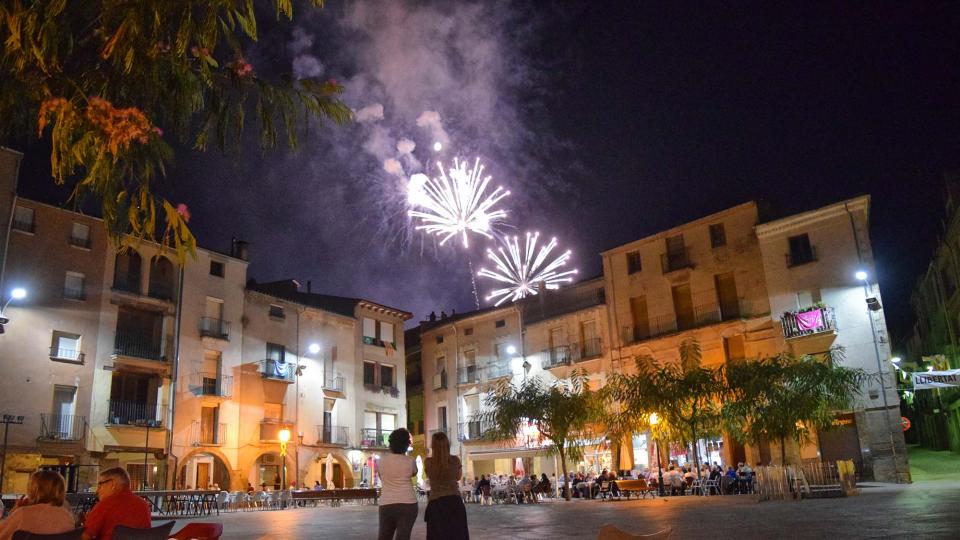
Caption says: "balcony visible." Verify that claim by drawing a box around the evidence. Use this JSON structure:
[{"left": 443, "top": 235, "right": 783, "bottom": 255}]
[
  {"left": 458, "top": 420, "right": 491, "bottom": 442},
  {"left": 360, "top": 428, "right": 390, "bottom": 448},
  {"left": 39, "top": 414, "right": 86, "bottom": 441},
  {"left": 260, "top": 359, "right": 295, "bottom": 383},
  {"left": 317, "top": 424, "right": 349, "bottom": 445},
  {"left": 322, "top": 372, "right": 345, "bottom": 393},
  {"left": 69, "top": 235, "right": 92, "bottom": 249},
  {"left": 187, "top": 372, "right": 233, "bottom": 399},
  {"left": 113, "top": 332, "right": 163, "bottom": 361},
  {"left": 485, "top": 361, "right": 513, "bottom": 380},
  {"left": 62, "top": 285, "right": 86, "bottom": 301},
  {"left": 433, "top": 371, "right": 448, "bottom": 390},
  {"left": 362, "top": 336, "right": 396, "bottom": 349},
  {"left": 573, "top": 338, "right": 603, "bottom": 362},
  {"left": 542, "top": 345, "right": 571, "bottom": 369},
  {"left": 12, "top": 218, "right": 34, "bottom": 234},
  {"left": 624, "top": 300, "right": 766, "bottom": 345},
  {"left": 661, "top": 251, "right": 694, "bottom": 274},
  {"left": 260, "top": 419, "right": 296, "bottom": 442},
  {"left": 49, "top": 346, "right": 84, "bottom": 364},
  {"left": 457, "top": 366, "right": 479, "bottom": 385},
  {"left": 786, "top": 246, "right": 818, "bottom": 268},
  {"left": 781, "top": 306, "right": 836, "bottom": 339},
  {"left": 199, "top": 317, "right": 230, "bottom": 340},
  {"left": 112, "top": 273, "right": 141, "bottom": 295},
  {"left": 190, "top": 421, "right": 227, "bottom": 446},
  {"left": 106, "top": 400, "right": 164, "bottom": 427}
]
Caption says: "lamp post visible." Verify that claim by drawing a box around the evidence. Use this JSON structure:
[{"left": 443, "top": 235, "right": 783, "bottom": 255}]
[
  {"left": 856, "top": 270, "right": 901, "bottom": 482},
  {"left": 0, "top": 415, "right": 24, "bottom": 494},
  {"left": 649, "top": 413, "right": 664, "bottom": 496},
  {"left": 279, "top": 428, "right": 291, "bottom": 496},
  {"left": 0, "top": 288, "right": 27, "bottom": 334}
]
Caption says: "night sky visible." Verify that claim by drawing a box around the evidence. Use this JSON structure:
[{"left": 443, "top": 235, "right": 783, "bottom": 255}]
[{"left": 11, "top": 2, "right": 959, "bottom": 343}]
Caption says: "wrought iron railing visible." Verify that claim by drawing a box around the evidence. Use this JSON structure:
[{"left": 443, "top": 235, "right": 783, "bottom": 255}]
[
  {"left": 190, "top": 421, "right": 227, "bottom": 446},
  {"left": 12, "top": 217, "right": 34, "bottom": 233},
  {"left": 69, "top": 235, "right": 92, "bottom": 249},
  {"left": 113, "top": 332, "right": 163, "bottom": 361},
  {"left": 457, "top": 420, "right": 492, "bottom": 442},
  {"left": 199, "top": 317, "right": 230, "bottom": 340},
  {"left": 188, "top": 372, "right": 233, "bottom": 398},
  {"left": 113, "top": 272, "right": 141, "bottom": 295},
  {"left": 457, "top": 366, "right": 479, "bottom": 385},
  {"left": 106, "top": 400, "right": 164, "bottom": 426},
  {"left": 322, "top": 372, "right": 344, "bottom": 393},
  {"left": 360, "top": 428, "right": 390, "bottom": 448},
  {"left": 260, "top": 359, "right": 295, "bottom": 382},
  {"left": 62, "top": 284, "right": 86, "bottom": 301},
  {"left": 661, "top": 251, "right": 694, "bottom": 273},
  {"left": 49, "top": 346, "right": 84, "bottom": 363},
  {"left": 317, "top": 424, "right": 349, "bottom": 445},
  {"left": 781, "top": 306, "right": 836, "bottom": 339},
  {"left": 485, "top": 361, "right": 513, "bottom": 380},
  {"left": 542, "top": 346, "right": 571, "bottom": 369},
  {"left": 433, "top": 371, "right": 448, "bottom": 390},
  {"left": 576, "top": 338, "right": 603, "bottom": 361},
  {"left": 39, "top": 414, "right": 86, "bottom": 441}
]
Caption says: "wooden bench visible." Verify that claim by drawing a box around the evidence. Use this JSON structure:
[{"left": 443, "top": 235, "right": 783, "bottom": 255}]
[
  {"left": 613, "top": 479, "right": 657, "bottom": 500},
  {"left": 291, "top": 488, "right": 379, "bottom": 506}
]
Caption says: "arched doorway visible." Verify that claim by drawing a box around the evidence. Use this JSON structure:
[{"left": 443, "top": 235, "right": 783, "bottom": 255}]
[
  {"left": 304, "top": 452, "right": 352, "bottom": 488},
  {"left": 178, "top": 452, "right": 230, "bottom": 490},
  {"left": 249, "top": 453, "right": 290, "bottom": 490}
]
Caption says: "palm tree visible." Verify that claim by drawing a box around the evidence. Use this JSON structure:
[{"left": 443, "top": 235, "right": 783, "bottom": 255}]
[
  {"left": 606, "top": 340, "right": 724, "bottom": 479},
  {"left": 478, "top": 368, "right": 599, "bottom": 500},
  {"left": 722, "top": 348, "right": 866, "bottom": 465}
]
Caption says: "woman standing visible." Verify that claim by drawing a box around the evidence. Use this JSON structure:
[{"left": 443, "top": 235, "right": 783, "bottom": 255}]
[
  {"left": 424, "top": 431, "right": 469, "bottom": 539},
  {"left": 378, "top": 428, "right": 418, "bottom": 540},
  {"left": 0, "top": 470, "right": 75, "bottom": 540}
]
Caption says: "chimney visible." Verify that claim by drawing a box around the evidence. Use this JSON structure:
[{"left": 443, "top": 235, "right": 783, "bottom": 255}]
[
  {"left": 307, "top": 280, "right": 312, "bottom": 293},
  {"left": 230, "top": 238, "right": 249, "bottom": 261}
]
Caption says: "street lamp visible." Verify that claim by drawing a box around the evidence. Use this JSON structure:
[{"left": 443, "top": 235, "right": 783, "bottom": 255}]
[
  {"left": 649, "top": 413, "right": 664, "bottom": 496},
  {"left": 0, "top": 288, "right": 27, "bottom": 333},
  {"left": 855, "top": 270, "right": 902, "bottom": 482},
  {"left": 506, "top": 345, "right": 517, "bottom": 355},
  {"left": 308, "top": 343, "right": 320, "bottom": 355},
  {"left": 279, "top": 428, "right": 291, "bottom": 493}
]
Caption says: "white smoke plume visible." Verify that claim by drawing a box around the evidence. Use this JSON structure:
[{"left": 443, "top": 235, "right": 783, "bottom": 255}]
[
  {"left": 354, "top": 103, "right": 385, "bottom": 123},
  {"left": 415, "top": 111, "right": 450, "bottom": 148}
]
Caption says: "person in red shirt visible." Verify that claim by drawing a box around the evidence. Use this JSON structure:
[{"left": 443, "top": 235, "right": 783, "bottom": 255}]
[{"left": 82, "top": 467, "right": 151, "bottom": 540}]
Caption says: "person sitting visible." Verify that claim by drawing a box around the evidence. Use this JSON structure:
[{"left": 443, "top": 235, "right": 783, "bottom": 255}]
[
  {"left": 515, "top": 475, "right": 531, "bottom": 504},
  {"left": 606, "top": 471, "right": 621, "bottom": 498},
  {"left": 82, "top": 467, "right": 151, "bottom": 540},
  {"left": 0, "top": 470, "right": 75, "bottom": 540},
  {"left": 313, "top": 480, "right": 323, "bottom": 491},
  {"left": 537, "top": 473, "right": 551, "bottom": 499}
]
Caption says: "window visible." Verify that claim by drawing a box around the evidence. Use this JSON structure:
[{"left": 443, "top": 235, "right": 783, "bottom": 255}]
[
  {"left": 362, "top": 317, "right": 394, "bottom": 346},
  {"left": 437, "top": 406, "right": 448, "bottom": 431},
  {"left": 494, "top": 343, "right": 504, "bottom": 359},
  {"left": 363, "top": 361, "right": 376, "bottom": 386},
  {"left": 380, "top": 364, "right": 395, "bottom": 388},
  {"left": 209, "top": 260, "right": 225, "bottom": 277},
  {"left": 435, "top": 335, "right": 444, "bottom": 344},
  {"left": 626, "top": 251, "right": 642, "bottom": 274},
  {"left": 63, "top": 271, "right": 86, "bottom": 301},
  {"left": 269, "top": 304, "right": 285, "bottom": 319},
  {"left": 464, "top": 327, "right": 474, "bottom": 336},
  {"left": 70, "top": 223, "right": 91, "bottom": 248},
  {"left": 12, "top": 206, "right": 34, "bottom": 233},
  {"left": 787, "top": 234, "right": 816, "bottom": 267},
  {"left": 724, "top": 335, "right": 746, "bottom": 362},
  {"left": 495, "top": 319, "right": 506, "bottom": 328},
  {"left": 709, "top": 223, "right": 726, "bottom": 248},
  {"left": 50, "top": 331, "right": 81, "bottom": 361},
  {"left": 266, "top": 342, "right": 285, "bottom": 362}
]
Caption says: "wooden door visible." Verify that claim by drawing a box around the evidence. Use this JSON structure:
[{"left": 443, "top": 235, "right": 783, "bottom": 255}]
[{"left": 672, "top": 284, "right": 695, "bottom": 330}]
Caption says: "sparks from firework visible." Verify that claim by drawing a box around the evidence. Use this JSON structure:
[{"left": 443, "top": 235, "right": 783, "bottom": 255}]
[
  {"left": 478, "top": 232, "right": 578, "bottom": 306},
  {"left": 407, "top": 157, "right": 510, "bottom": 248}
]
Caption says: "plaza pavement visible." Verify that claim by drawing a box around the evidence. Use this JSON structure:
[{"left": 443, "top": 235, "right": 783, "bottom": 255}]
[{"left": 174, "top": 480, "right": 960, "bottom": 539}]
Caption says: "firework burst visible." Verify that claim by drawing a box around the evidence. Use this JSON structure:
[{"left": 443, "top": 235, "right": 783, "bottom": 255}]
[
  {"left": 407, "top": 157, "right": 510, "bottom": 248},
  {"left": 478, "top": 232, "right": 578, "bottom": 306}
]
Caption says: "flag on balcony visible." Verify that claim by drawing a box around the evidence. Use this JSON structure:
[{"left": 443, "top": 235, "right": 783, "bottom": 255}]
[
  {"left": 384, "top": 341, "right": 396, "bottom": 357},
  {"left": 795, "top": 309, "right": 824, "bottom": 332}
]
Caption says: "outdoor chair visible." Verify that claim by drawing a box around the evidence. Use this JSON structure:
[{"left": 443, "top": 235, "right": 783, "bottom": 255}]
[
  {"left": 279, "top": 490, "right": 292, "bottom": 509},
  {"left": 668, "top": 476, "right": 683, "bottom": 496},
  {"left": 598, "top": 481, "right": 612, "bottom": 501},
  {"left": 596, "top": 524, "right": 673, "bottom": 540},
  {"left": 215, "top": 491, "right": 229, "bottom": 512},
  {"left": 112, "top": 521, "right": 176, "bottom": 540},
  {"left": 171, "top": 522, "right": 223, "bottom": 540},
  {"left": 12, "top": 529, "right": 84, "bottom": 540}
]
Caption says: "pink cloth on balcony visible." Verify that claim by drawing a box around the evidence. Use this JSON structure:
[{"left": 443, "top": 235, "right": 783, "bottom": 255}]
[{"left": 795, "top": 309, "right": 824, "bottom": 331}]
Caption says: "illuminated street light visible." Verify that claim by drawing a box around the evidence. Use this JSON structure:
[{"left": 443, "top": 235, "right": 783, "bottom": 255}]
[
  {"left": 506, "top": 345, "right": 517, "bottom": 355},
  {"left": 308, "top": 343, "right": 321, "bottom": 355},
  {"left": 10, "top": 288, "right": 25, "bottom": 300},
  {"left": 649, "top": 413, "right": 664, "bottom": 496},
  {"left": 279, "top": 428, "right": 291, "bottom": 495},
  {"left": 855, "top": 270, "right": 868, "bottom": 282}
]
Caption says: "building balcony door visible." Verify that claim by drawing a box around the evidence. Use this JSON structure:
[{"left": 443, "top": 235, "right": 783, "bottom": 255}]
[
  {"left": 672, "top": 283, "right": 695, "bottom": 331},
  {"left": 715, "top": 272, "right": 740, "bottom": 320}
]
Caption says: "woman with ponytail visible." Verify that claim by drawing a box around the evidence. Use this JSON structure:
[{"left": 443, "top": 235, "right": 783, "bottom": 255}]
[{"left": 424, "top": 431, "right": 469, "bottom": 539}]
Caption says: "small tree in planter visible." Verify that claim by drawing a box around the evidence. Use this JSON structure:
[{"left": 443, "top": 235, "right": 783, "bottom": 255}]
[
  {"left": 722, "top": 348, "right": 866, "bottom": 465},
  {"left": 478, "top": 368, "right": 600, "bottom": 500}
]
